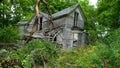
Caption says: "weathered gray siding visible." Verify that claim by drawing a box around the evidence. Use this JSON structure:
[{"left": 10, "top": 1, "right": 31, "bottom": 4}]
[
  {"left": 17, "top": 4, "right": 87, "bottom": 48},
  {"left": 68, "top": 8, "right": 84, "bottom": 29},
  {"left": 62, "top": 28, "right": 73, "bottom": 48},
  {"left": 17, "top": 22, "right": 28, "bottom": 34}
]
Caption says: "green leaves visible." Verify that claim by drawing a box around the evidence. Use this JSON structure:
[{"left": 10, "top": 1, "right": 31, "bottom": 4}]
[
  {"left": 25, "top": 39, "right": 60, "bottom": 67},
  {"left": 0, "top": 25, "right": 20, "bottom": 43},
  {"left": 57, "top": 43, "right": 120, "bottom": 68},
  {"left": 97, "top": 0, "right": 120, "bottom": 29}
]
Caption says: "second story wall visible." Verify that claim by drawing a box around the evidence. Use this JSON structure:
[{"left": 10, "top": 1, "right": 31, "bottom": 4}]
[{"left": 66, "top": 8, "right": 84, "bottom": 29}]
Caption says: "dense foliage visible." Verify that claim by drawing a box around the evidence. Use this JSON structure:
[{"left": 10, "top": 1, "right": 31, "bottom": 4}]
[
  {"left": 0, "top": 40, "right": 60, "bottom": 68},
  {"left": 97, "top": 0, "right": 120, "bottom": 29},
  {"left": 25, "top": 39, "right": 60, "bottom": 67},
  {"left": 0, "top": 0, "right": 22, "bottom": 27},
  {"left": 0, "top": 25, "right": 20, "bottom": 43},
  {"left": 0, "top": 0, "right": 120, "bottom": 68},
  {"left": 58, "top": 43, "right": 120, "bottom": 68},
  {"left": 0, "top": 39, "right": 119, "bottom": 68}
]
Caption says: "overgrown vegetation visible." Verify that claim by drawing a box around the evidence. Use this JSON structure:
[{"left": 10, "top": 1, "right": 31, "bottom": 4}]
[
  {"left": 0, "top": 25, "right": 20, "bottom": 43},
  {"left": 0, "top": 39, "right": 119, "bottom": 68},
  {"left": 58, "top": 43, "right": 120, "bottom": 68},
  {"left": 0, "top": 40, "right": 60, "bottom": 68},
  {"left": 0, "top": 0, "right": 120, "bottom": 68}
]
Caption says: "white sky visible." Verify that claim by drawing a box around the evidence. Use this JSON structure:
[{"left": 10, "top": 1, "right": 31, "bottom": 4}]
[{"left": 89, "top": 0, "right": 98, "bottom": 8}]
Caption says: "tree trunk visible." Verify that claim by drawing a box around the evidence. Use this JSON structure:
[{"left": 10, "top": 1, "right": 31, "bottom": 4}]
[
  {"left": 35, "top": 0, "right": 40, "bottom": 16},
  {"left": 104, "top": 59, "right": 108, "bottom": 68},
  {"left": 43, "top": 61, "right": 47, "bottom": 68}
]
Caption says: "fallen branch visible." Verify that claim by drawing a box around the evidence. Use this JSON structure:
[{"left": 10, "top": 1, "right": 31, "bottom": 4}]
[
  {"left": 60, "top": 62, "right": 78, "bottom": 66},
  {"left": 0, "top": 43, "right": 20, "bottom": 48}
]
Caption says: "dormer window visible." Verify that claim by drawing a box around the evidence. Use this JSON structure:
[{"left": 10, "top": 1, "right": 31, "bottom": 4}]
[{"left": 73, "top": 12, "right": 79, "bottom": 27}]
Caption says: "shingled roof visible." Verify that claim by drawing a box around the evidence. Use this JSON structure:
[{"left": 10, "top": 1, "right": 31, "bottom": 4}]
[
  {"left": 17, "top": 12, "right": 49, "bottom": 25},
  {"left": 18, "top": 4, "right": 86, "bottom": 25},
  {"left": 28, "top": 4, "right": 86, "bottom": 22},
  {"left": 52, "top": 4, "right": 86, "bottom": 22},
  {"left": 28, "top": 12, "right": 49, "bottom": 24}
]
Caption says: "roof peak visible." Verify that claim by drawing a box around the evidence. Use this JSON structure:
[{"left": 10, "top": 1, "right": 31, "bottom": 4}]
[{"left": 52, "top": 4, "right": 80, "bottom": 19}]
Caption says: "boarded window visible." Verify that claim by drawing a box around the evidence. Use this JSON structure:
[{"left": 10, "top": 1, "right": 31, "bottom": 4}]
[
  {"left": 78, "top": 32, "right": 82, "bottom": 45},
  {"left": 73, "top": 32, "right": 78, "bottom": 47}
]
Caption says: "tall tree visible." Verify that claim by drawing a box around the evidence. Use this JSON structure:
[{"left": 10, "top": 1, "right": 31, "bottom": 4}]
[
  {"left": 80, "top": 0, "right": 98, "bottom": 43},
  {"left": 97, "top": 0, "right": 120, "bottom": 29},
  {"left": 0, "top": 0, "right": 23, "bottom": 27},
  {"left": 96, "top": 0, "right": 120, "bottom": 44}
]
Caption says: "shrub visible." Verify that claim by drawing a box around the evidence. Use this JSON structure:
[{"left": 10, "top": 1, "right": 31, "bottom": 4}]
[
  {"left": 0, "top": 25, "right": 20, "bottom": 43},
  {"left": 25, "top": 39, "right": 60, "bottom": 67},
  {"left": 57, "top": 43, "right": 120, "bottom": 68},
  {"left": 0, "top": 39, "right": 60, "bottom": 68},
  {"left": 104, "top": 28, "right": 120, "bottom": 45},
  {"left": 57, "top": 46, "right": 99, "bottom": 68}
]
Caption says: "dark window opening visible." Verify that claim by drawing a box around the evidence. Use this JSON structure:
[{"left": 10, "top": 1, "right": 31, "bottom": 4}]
[
  {"left": 39, "top": 17, "right": 43, "bottom": 30},
  {"left": 54, "top": 36, "right": 57, "bottom": 41},
  {"left": 73, "top": 12, "right": 79, "bottom": 27}
]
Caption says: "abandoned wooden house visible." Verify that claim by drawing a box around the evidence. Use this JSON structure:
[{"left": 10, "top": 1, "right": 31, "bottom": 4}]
[{"left": 17, "top": 4, "right": 88, "bottom": 48}]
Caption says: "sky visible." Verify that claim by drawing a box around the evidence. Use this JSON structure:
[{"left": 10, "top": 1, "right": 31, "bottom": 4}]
[{"left": 89, "top": 0, "right": 98, "bottom": 8}]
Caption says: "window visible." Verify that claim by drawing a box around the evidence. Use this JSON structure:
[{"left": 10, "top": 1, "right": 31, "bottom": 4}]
[
  {"left": 73, "top": 12, "right": 79, "bottom": 27},
  {"left": 73, "top": 32, "right": 78, "bottom": 47},
  {"left": 39, "top": 17, "right": 43, "bottom": 30},
  {"left": 73, "top": 33, "right": 78, "bottom": 41},
  {"left": 54, "top": 36, "right": 57, "bottom": 41}
]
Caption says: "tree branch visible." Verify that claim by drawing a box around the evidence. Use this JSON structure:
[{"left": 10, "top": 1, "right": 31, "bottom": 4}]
[{"left": 0, "top": 43, "right": 20, "bottom": 48}]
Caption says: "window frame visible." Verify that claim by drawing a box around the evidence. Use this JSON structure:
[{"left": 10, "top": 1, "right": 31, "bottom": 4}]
[{"left": 73, "top": 12, "right": 79, "bottom": 27}]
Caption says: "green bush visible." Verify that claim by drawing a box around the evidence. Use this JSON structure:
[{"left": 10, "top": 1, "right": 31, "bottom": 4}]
[
  {"left": 0, "top": 25, "right": 20, "bottom": 43},
  {"left": 95, "top": 42, "right": 120, "bottom": 68},
  {"left": 57, "top": 46, "right": 98, "bottom": 68},
  {"left": 24, "top": 39, "right": 60, "bottom": 67},
  {"left": 0, "top": 47, "right": 26, "bottom": 68},
  {"left": 0, "top": 39, "right": 60, "bottom": 68},
  {"left": 104, "top": 28, "right": 120, "bottom": 45},
  {"left": 57, "top": 43, "right": 120, "bottom": 68}
]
